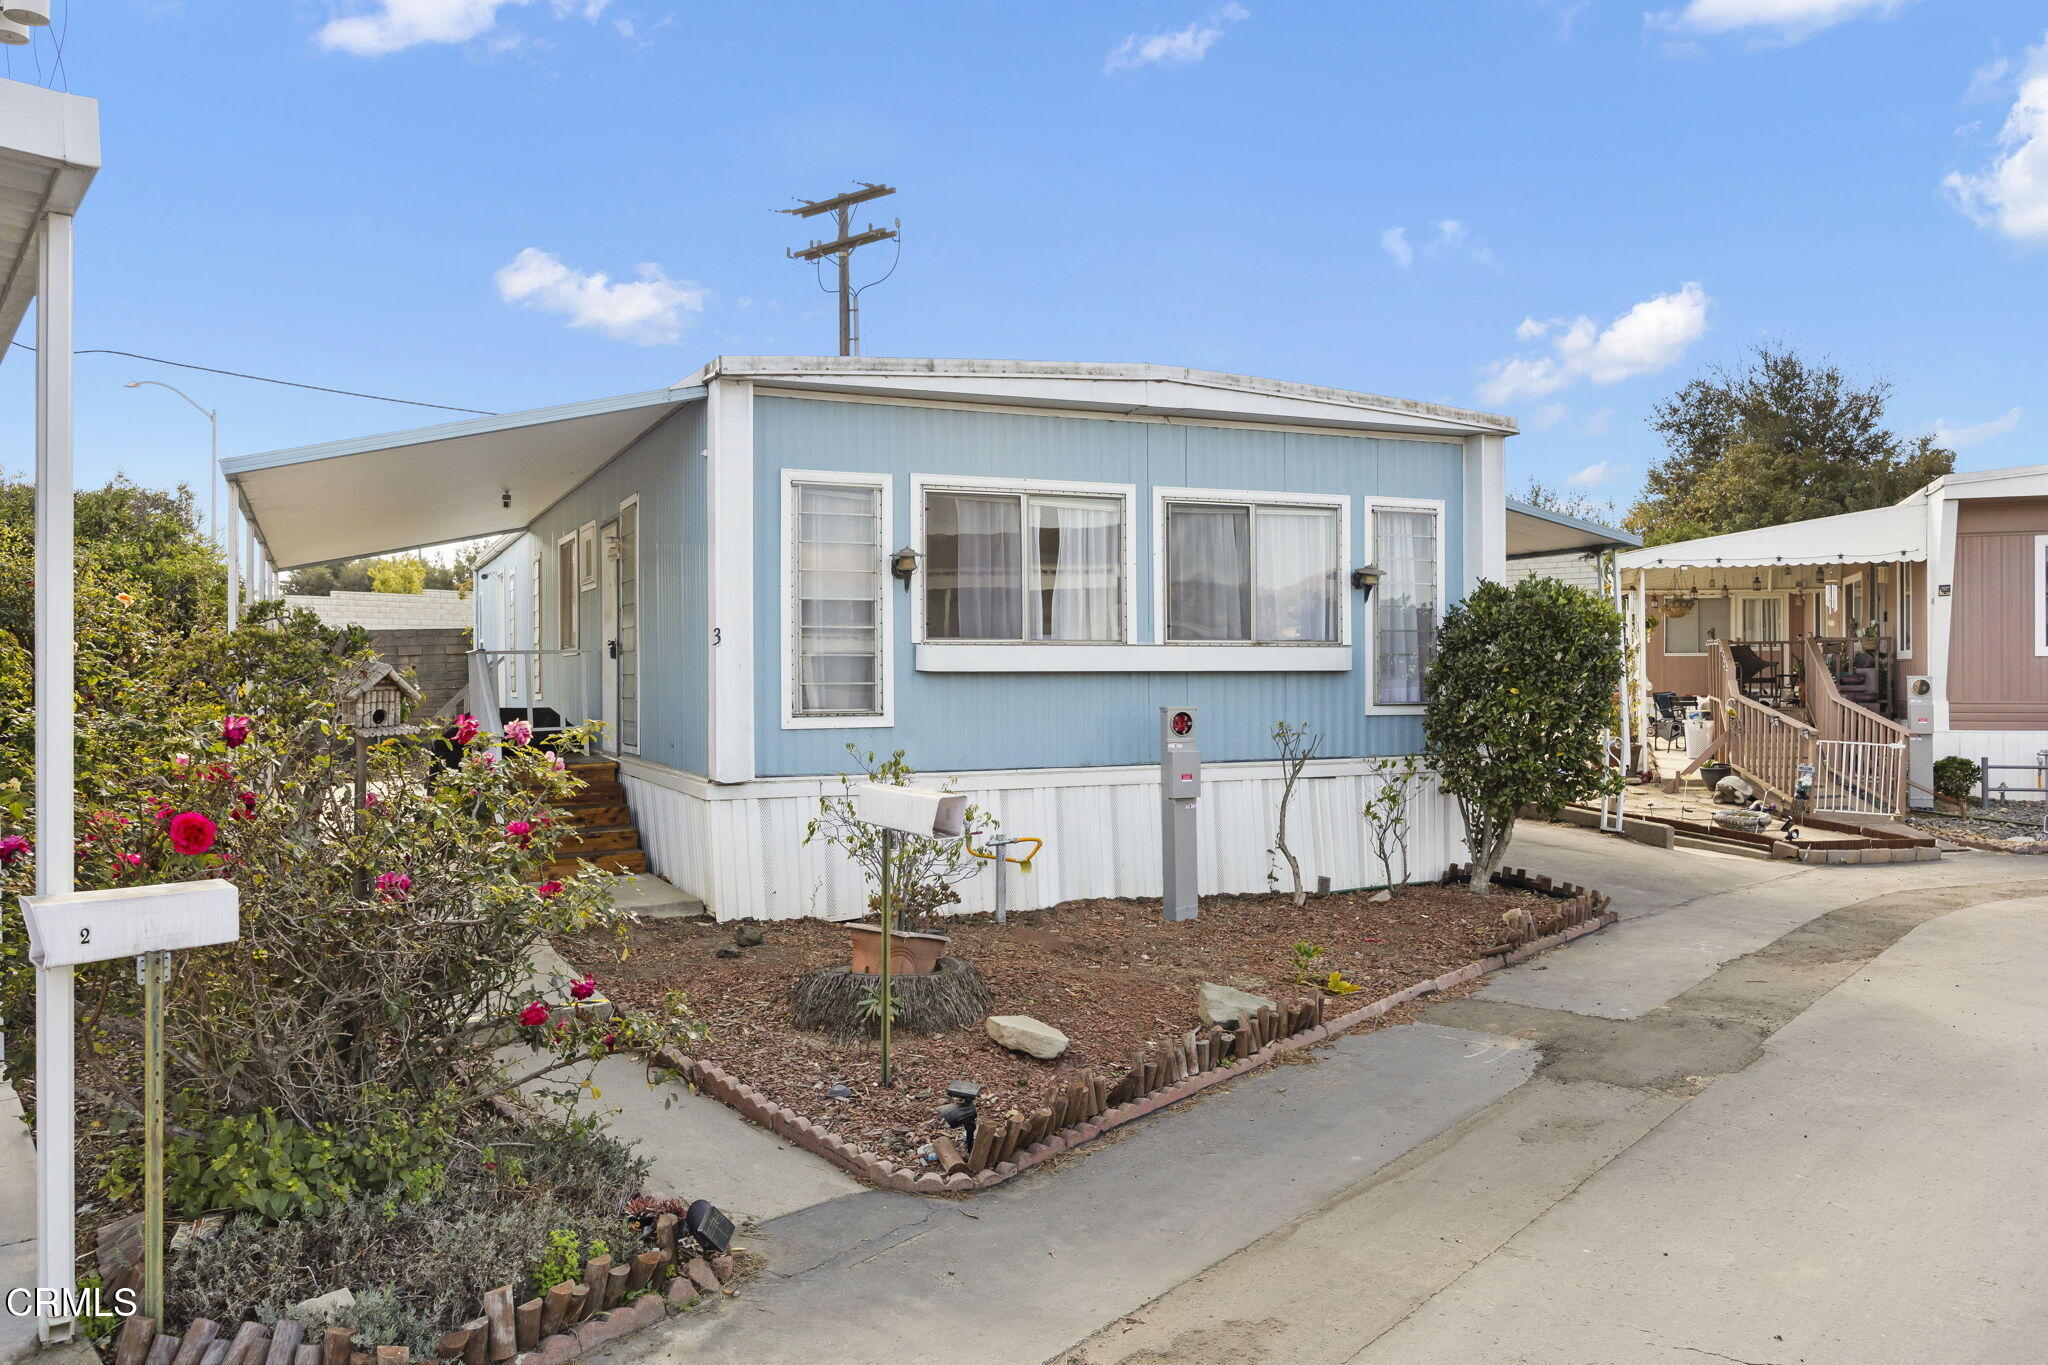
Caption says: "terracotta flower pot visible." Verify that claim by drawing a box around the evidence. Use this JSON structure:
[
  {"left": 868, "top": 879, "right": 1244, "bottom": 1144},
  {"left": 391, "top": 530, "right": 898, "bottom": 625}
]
[{"left": 847, "top": 922, "right": 949, "bottom": 975}]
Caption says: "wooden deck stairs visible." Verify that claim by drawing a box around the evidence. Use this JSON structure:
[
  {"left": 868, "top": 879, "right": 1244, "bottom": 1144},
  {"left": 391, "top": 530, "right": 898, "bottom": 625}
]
[{"left": 545, "top": 757, "right": 650, "bottom": 878}]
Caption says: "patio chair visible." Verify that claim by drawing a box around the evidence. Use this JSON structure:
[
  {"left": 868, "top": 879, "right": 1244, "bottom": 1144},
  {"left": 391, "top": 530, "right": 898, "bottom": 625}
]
[
  {"left": 1649, "top": 691, "right": 1687, "bottom": 749},
  {"left": 1728, "top": 644, "right": 1787, "bottom": 702}
]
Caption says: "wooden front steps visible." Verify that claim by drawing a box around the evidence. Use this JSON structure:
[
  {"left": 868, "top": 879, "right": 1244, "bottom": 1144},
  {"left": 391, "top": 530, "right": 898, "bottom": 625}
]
[{"left": 545, "top": 757, "right": 650, "bottom": 878}]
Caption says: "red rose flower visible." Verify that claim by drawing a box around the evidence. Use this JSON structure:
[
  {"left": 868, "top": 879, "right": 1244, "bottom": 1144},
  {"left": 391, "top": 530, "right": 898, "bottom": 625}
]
[
  {"left": 0, "top": 835, "right": 30, "bottom": 865},
  {"left": 166, "top": 812, "right": 218, "bottom": 856},
  {"left": 569, "top": 975, "right": 597, "bottom": 1001},
  {"left": 375, "top": 871, "right": 412, "bottom": 902},
  {"left": 222, "top": 715, "right": 251, "bottom": 748},
  {"left": 453, "top": 713, "right": 480, "bottom": 747},
  {"left": 536, "top": 880, "right": 564, "bottom": 899},
  {"left": 518, "top": 1000, "right": 550, "bottom": 1028},
  {"left": 505, "top": 820, "right": 533, "bottom": 848},
  {"left": 232, "top": 791, "right": 258, "bottom": 821}
]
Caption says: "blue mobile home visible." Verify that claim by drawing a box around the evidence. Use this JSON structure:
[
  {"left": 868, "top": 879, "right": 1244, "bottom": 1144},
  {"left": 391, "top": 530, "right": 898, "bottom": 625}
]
[{"left": 227, "top": 358, "right": 1514, "bottom": 920}]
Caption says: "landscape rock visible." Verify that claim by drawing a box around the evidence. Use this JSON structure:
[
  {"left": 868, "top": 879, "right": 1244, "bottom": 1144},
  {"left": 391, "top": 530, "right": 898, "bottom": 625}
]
[
  {"left": 1368, "top": 889, "right": 1393, "bottom": 904},
  {"left": 733, "top": 923, "right": 764, "bottom": 948},
  {"left": 290, "top": 1289, "right": 355, "bottom": 1323},
  {"left": 1198, "top": 982, "right": 1277, "bottom": 1029},
  {"left": 714, "top": 946, "right": 743, "bottom": 959},
  {"left": 984, "top": 1014, "right": 1070, "bottom": 1060}
]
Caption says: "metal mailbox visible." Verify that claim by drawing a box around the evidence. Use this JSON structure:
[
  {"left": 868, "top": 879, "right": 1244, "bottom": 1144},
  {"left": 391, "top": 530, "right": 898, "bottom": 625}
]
[
  {"left": 21, "top": 880, "right": 240, "bottom": 969},
  {"left": 1160, "top": 707, "right": 1200, "bottom": 922}
]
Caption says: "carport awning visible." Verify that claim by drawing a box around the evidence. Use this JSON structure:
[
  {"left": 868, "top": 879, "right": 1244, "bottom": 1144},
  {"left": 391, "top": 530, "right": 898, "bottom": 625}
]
[
  {"left": 223, "top": 386, "right": 704, "bottom": 569},
  {"left": 0, "top": 81, "right": 100, "bottom": 359},
  {"left": 1617, "top": 500, "right": 1928, "bottom": 574},
  {"left": 1506, "top": 499, "right": 1640, "bottom": 557}
]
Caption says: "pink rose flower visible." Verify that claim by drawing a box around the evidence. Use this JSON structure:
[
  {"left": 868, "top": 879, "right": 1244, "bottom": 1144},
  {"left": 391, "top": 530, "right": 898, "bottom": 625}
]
[
  {"left": 453, "top": 714, "right": 479, "bottom": 746},
  {"left": 363, "top": 792, "right": 381, "bottom": 809},
  {"left": 551, "top": 753, "right": 567, "bottom": 771},
  {"left": 0, "top": 835, "right": 30, "bottom": 865},
  {"left": 536, "top": 880, "right": 564, "bottom": 899},
  {"left": 569, "top": 975, "right": 597, "bottom": 1001},
  {"left": 518, "top": 1001, "right": 550, "bottom": 1028},
  {"left": 222, "top": 716, "right": 251, "bottom": 748},
  {"left": 505, "top": 820, "right": 533, "bottom": 848},
  {"left": 505, "top": 719, "right": 533, "bottom": 747},
  {"left": 375, "top": 871, "right": 412, "bottom": 902},
  {"left": 166, "top": 812, "right": 218, "bottom": 857}
]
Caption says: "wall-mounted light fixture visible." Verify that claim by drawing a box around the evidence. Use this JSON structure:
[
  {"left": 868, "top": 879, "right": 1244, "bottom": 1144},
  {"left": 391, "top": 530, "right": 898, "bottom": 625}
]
[
  {"left": 501, "top": 489, "right": 512, "bottom": 510},
  {"left": 891, "top": 545, "right": 921, "bottom": 591},
  {"left": 1350, "top": 563, "right": 1382, "bottom": 603}
]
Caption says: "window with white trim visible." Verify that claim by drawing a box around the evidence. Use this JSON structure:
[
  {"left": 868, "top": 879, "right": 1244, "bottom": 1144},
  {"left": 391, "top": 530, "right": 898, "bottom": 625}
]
[
  {"left": 1163, "top": 499, "right": 1341, "bottom": 643},
  {"left": 1663, "top": 597, "right": 1730, "bottom": 656},
  {"left": 1895, "top": 564, "right": 1913, "bottom": 656},
  {"left": 1371, "top": 506, "right": 1439, "bottom": 704},
  {"left": 556, "top": 535, "right": 579, "bottom": 650},
  {"left": 2036, "top": 535, "right": 2048, "bottom": 659},
  {"left": 924, "top": 486, "right": 1126, "bottom": 641},
  {"left": 529, "top": 553, "right": 542, "bottom": 701},
  {"left": 792, "top": 480, "right": 886, "bottom": 716}
]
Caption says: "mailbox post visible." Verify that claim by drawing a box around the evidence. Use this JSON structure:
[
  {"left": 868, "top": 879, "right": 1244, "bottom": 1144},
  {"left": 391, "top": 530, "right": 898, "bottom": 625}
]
[
  {"left": 1160, "top": 708, "right": 1200, "bottom": 922},
  {"left": 21, "top": 880, "right": 239, "bottom": 1329}
]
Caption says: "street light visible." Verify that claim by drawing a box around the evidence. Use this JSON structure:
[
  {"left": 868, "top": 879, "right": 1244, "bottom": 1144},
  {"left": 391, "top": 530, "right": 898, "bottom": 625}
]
[{"left": 124, "top": 379, "right": 239, "bottom": 626}]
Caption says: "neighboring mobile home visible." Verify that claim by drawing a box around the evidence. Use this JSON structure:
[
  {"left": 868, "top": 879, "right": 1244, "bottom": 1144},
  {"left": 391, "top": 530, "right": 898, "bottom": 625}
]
[
  {"left": 1619, "top": 462, "right": 2048, "bottom": 801},
  {"left": 226, "top": 357, "right": 1516, "bottom": 919}
]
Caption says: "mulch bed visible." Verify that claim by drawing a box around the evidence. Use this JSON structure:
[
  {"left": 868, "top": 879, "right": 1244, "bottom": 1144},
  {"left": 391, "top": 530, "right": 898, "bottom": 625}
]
[{"left": 556, "top": 882, "right": 1550, "bottom": 1161}]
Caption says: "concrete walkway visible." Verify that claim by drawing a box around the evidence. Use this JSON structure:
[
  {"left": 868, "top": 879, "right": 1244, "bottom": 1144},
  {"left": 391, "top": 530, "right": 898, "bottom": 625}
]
[{"left": 595, "top": 825, "right": 2048, "bottom": 1365}]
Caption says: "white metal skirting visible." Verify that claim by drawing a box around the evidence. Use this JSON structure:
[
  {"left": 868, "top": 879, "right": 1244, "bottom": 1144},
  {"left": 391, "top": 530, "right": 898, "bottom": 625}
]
[{"left": 621, "top": 761, "right": 1467, "bottom": 922}]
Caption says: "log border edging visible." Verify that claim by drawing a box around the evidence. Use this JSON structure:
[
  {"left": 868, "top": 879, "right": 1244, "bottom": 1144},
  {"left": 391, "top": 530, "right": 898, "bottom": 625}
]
[{"left": 651, "top": 883, "right": 1619, "bottom": 1195}]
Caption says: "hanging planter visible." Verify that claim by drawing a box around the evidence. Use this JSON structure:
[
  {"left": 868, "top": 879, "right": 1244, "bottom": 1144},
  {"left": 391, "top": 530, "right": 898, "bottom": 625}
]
[{"left": 1663, "top": 598, "right": 1694, "bottom": 619}]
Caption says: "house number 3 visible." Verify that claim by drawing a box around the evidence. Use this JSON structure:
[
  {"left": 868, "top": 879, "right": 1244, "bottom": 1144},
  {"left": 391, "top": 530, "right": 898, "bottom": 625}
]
[{"left": 712, "top": 628, "right": 722, "bottom": 646}]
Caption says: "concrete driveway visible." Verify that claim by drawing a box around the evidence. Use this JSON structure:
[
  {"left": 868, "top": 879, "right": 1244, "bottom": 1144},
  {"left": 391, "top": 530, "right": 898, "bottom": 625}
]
[{"left": 600, "top": 824, "right": 2048, "bottom": 1365}]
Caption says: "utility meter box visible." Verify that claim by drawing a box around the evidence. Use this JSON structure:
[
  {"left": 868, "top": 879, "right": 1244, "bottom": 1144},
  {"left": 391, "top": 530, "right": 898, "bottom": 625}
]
[
  {"left": 1159, "top": 707, "right": 1200, "bottom": 922},
  {"left": 1904, "top": 676, "right": 1935, "bottom": 809}
]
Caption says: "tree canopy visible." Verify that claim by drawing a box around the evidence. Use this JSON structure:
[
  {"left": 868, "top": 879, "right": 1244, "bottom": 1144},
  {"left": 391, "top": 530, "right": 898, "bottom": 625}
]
[
  {"left": 1515, "top": 478, "right": 1620, "bottom": 528},
  {"left": 1627, "top": 345, "right": 1954, "bottom": 546},
  {"left": 285, "top": 547, "right": 481, "bottom": 597}
]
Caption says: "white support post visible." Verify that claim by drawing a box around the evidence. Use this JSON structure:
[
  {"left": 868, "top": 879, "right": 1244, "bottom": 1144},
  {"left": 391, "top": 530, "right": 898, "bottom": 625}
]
[
  {"left": 33, "top": 209, "right": 78, "bottom": 1345},
  {"left": 226, "top": 499, "right": 242, "bottom": 629},
  {"left": 1460, "top": 433, "right": 1508, "bottom": 593}
]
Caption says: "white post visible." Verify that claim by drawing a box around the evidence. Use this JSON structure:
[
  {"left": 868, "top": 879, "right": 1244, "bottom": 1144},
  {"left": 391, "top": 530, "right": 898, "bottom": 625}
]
[
  {"left": 33, "top": 209, "right": 78, "bottom": 1345},
  {"left": 226, "top": 497, "right": 241, "bottom": 628}
]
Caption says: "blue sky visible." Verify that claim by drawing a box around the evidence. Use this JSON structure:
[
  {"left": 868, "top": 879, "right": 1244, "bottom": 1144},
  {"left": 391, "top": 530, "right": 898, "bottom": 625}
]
[{"left": 3, "top": 0, "right": 2045, "bottom": 524}]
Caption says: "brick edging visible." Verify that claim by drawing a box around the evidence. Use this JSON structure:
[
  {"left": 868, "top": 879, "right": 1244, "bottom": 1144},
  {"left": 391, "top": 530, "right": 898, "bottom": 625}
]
[{"left": 650, "top": 900, "right": 1619, "bottom": 1195}]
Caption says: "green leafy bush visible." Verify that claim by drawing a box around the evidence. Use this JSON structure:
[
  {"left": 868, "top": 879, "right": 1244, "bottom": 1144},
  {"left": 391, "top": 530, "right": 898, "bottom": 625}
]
[
  {"left": 1424, "top": 578, "right": 1625, "bottom": 892},
  {"left": 1933, "top": 756, "right": 1980, "bottom": 803},
  {"left": 100, "top": 1093, "right": 458, "bottom": 1222},
  {"left": 805, "top": 745, "right": 997, "bottom": 930}
]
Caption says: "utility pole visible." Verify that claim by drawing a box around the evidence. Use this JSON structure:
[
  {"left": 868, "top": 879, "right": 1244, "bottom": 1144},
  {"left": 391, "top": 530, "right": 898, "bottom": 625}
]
[{"left": 779, "top": 183, "right": 899, "bottom": 356}]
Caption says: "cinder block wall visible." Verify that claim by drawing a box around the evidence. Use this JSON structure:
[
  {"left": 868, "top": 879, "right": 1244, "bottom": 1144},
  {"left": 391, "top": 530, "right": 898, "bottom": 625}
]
[
  {"left": 281, "top": 589, "right": 476, "bottom": 631},
  {"left": 1506, "top": 551, "right": 1605, "bottom": 594},
  {"left": 365, "top": 628, "right": 471, "bottom": 717}
]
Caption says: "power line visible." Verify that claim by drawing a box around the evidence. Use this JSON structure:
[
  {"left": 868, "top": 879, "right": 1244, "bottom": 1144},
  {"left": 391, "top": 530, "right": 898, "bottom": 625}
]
[{"left": 8, "top": 341, "right": 495, "bottom": 414}]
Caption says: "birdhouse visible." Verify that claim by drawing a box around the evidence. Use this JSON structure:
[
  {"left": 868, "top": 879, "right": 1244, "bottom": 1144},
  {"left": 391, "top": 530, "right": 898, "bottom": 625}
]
[{"left": 333, "top": 659, "right": 422, "bottom": 737}]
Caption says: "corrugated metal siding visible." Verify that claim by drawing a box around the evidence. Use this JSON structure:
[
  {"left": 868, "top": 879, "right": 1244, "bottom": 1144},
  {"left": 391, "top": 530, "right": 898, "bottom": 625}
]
[
  {"left": 475, "top": 403, "right": 709, "bottom": 772},
  {"left": 626, "top": 761, "right": 1466, "bottom": 921},
  {"left": 750, "top": 395, "right": 1464, "bottom": 777}
]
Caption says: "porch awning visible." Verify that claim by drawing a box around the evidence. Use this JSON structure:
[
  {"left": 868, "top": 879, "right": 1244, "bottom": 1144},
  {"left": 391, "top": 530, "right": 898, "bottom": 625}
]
[
  {"left": 1617, "top": 500, "right": 1928, "bottom": 574},
  {"left": 1506, "top": 499, "right": 1641, "bottom": 557},
  {"left": 222, "top": 386, "right": 704, "bottom": 570},
  {"left": 0, "top": 81, "right": 100, "bottom": 359}
]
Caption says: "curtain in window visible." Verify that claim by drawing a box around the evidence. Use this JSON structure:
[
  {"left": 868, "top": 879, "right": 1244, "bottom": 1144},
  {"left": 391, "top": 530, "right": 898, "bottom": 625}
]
[
  {"left": 925, "top": 493, "right": 1023, "bottom": 640},
  {"left": 1029, "top": 497, "right": 1120, "bottom": 641},
  {"left": 1254, "top": 506, "right": 1339, "bottom": 642},
  {"left": 1739, "top": 596, "right": 1782, "bottom": 641},
  {"left": 1374, "top": 508, "right": 1438, "bottom": 705},
  {"left": 795, "top": 484, "right": 882, "bottom": 714},
  {"left": 1167, "top": 504, "right": 1251, "bottom": 641}
]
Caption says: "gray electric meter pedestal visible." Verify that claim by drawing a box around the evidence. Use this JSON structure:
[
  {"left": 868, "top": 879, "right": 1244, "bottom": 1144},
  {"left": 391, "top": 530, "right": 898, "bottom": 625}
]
[{"left": 1160, "top": 707, "right": 1200, "bottom": 921}]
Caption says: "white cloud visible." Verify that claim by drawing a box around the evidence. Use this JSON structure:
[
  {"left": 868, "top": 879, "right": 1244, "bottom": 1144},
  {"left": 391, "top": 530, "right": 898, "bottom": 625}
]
[
  {"left": 1380, "top": 227, "right": 1414, "bottom": 269},
  {"left": 1929, "top": 406, "right": 2022, "bottom": 449},
  {"left": 317, "top": 0, "right": 610, "bottom": 55},
  {"left": 1568, "top": 460, "right": 1617, "bottom": 486},
  {"left": 1515, "top": 315, "right": 1554, "bottom": 341},
  {"left": 1652, "top": 0, "right": 1907, "bottom": 42},
  {"left": 1381, "top": 218, "right": 1499, "bottom": 271},
  {"left": 1525, "top": 402, "right": 1568, "bottom": 432},
  {"left": 1966, "top": 53, "right": 2015, "bottom": 103},
  {"left": 1479, "top": 282, "right": 1711, "bottom": 405},
  {"left": 1945, "top": 33, "right": 2048, "bottom": 242},
  {"left": 493, "top": 247, "right": 705, "bottom": 345},
  {"left": 1104, "top": 3, "right": 1247, "bottom": 74},
  {"left": 1583, "top": 407, "right": 1615, "bottom": 436}
]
